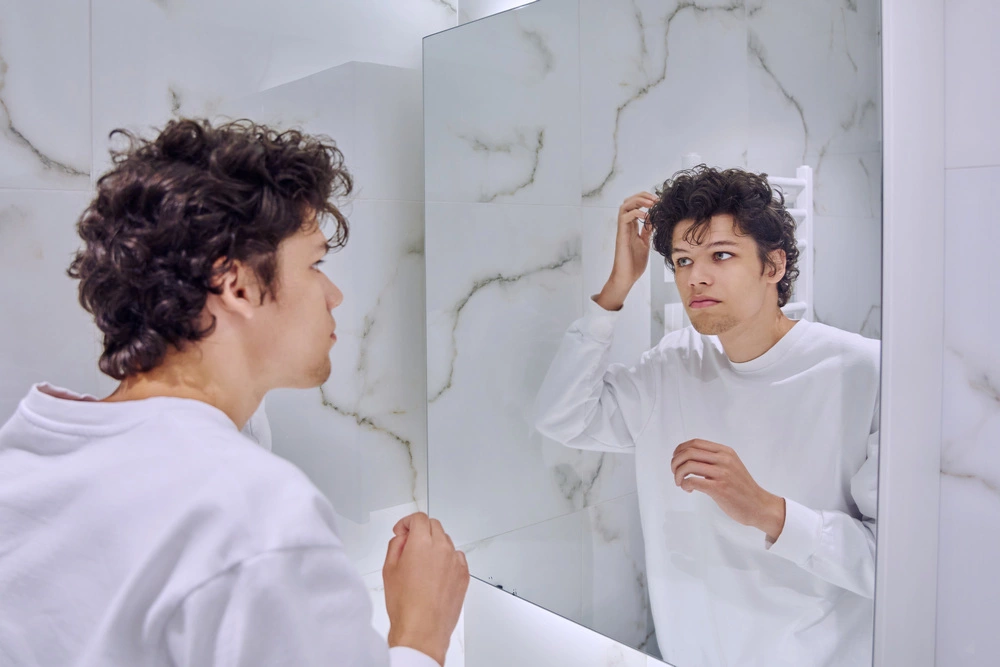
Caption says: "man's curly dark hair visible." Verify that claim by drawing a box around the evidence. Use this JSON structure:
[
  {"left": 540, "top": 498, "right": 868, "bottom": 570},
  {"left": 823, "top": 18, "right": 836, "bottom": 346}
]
[
  {"left": 68, "top": 118, "right": 352, "bottom": 380},
  {"left": 648, "top": 165, "right": 800, "bottom": 307}
]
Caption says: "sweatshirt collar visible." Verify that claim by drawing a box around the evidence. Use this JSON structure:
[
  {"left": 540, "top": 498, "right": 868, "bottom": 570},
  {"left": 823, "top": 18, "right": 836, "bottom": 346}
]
[
  {"left": 724, "top": 319, "right": 813, "bottom": 374},
  {"left": 17, "top": 383, "right": 238, "bottom": 436}
]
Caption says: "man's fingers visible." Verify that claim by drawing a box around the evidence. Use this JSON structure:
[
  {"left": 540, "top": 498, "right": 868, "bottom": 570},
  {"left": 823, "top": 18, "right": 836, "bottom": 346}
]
[
  {"left": 393, "top": 511, "right": 430, "bottom": 538},
  {"left": 621, "top": 193, "right": 658, "bottom": 211},
  {"left": 673, "top": 439, "right": 726, "bottom": 459},
  {"left": 639, "top": 220, "right": 653, "bottom": 243},
  {"left": 384, "top": 534, "right": 406, "bottom": 569},
  {"left": 430, "top": 518, "right": 456, "bottom": 548},
  {"left": 670, "top": 447, "right": 724, "bottom": 473},
  {"left": 674, "top": 461, "right": 717, "bottom": 487},
  {"left": 680, "top": 475, "right": 715, "bottom": 495}
]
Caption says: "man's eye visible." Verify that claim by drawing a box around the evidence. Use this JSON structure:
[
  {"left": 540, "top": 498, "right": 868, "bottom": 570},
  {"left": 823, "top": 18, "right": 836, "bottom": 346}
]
[
  {"left": 675, "top": 258, "right": 691, "bottom": 267},
  {"left": 714, "top": 252, "right": 733, "bottom": 261}
]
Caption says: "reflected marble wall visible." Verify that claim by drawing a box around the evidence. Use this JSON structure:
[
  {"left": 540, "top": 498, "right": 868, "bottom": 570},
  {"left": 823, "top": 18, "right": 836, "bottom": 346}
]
[
  {"left": 425, "top": 0, "right": 881, "bottom": 658},
  {"left": 0, "top": 0, "right": 101, "bottom": 421},
  {"left": 425, "top": 0, "right": 657, "bottom": 651},
  {"left": 747, "top": 0, "right": 882, "bottom": 338}
]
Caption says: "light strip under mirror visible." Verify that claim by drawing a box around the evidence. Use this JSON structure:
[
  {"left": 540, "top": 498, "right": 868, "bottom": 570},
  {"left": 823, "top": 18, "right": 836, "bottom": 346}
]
[{"left": 424, "top": 1, "right": 912, "bottom": 665}]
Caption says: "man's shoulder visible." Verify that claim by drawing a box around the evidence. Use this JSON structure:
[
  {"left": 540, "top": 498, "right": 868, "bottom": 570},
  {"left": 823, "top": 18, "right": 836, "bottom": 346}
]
[
  {"left": 138, "top": 406, "right": 340, "bottom": 548},
  {"left": 805, "top": 321, "right": 880, "bottom": 356}
]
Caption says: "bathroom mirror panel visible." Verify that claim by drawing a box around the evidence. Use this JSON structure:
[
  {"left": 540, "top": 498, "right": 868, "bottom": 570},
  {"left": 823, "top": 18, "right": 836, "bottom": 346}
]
[{"left": 424, "top": 0, "right": 882, "bottom": 664}]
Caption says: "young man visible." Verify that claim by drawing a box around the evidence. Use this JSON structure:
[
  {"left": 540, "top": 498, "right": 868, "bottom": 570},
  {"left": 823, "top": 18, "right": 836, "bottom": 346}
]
[
  {"left": 0, "top": 119, "right": 467, "bottom": 667},
  {"left": 535, "top": 166, "right": 880, "bottom": 667}
]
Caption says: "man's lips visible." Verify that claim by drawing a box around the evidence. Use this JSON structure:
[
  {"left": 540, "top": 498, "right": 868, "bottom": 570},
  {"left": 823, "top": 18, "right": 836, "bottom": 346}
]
[{"left": 688, "top": 298, "right": 721, "bottom": 309}]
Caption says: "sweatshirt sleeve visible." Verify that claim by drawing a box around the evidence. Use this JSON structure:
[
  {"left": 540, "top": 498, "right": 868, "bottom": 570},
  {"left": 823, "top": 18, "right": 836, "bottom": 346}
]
[
  {"left": 533, "top": 299, "right": 661, "bottom": 452},
  {"left": 764, "top": 396, "right": 880, "bottom": 599},
  {"left": 164, "top": 546, "right": 440, "bottom": 667}
]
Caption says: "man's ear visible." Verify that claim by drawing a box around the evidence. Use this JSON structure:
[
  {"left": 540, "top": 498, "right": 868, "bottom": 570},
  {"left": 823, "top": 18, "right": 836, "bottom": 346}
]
[
  {"left": 765, "top": 249, "right": 787, "bottom": 284},
  {"left": 208, "top": 258, "right": 262, "bottom": 321}
]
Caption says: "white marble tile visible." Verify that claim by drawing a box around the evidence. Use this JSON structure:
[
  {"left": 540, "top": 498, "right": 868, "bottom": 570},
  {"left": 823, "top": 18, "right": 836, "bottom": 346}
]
[
  {"left": 747, "top": 0, "right": 882, "bottom": 171},
  {"left": 942, "top": 166, "right": 1000, "bottom": 492},
  {"left": 225, "top": 63, "right": 424, "bottom": 204},
  {"left": 424, "top": 0, "right": 581, "bottom": 205},
  {"left": 945, "top": 0, "right": 1000, "bottom": 169},
  {"left": 0, "top": 191, "right": 103, "bottom": 421},
  {"left": 425, "top": 202, "right": 637, "bottom": 547},
  {"left": 0, "top": 0, "right": 91, "bottom": 189},
  {"left": 266, "top": 199, "right": 427, "bottom": 524},
  {"left": 458, "top": 0, "right": 538, "bottom": 25},
  {"left": 91, "top": 0, "right": 454, "bottom": 180},
  {"left": 579, "top": 0, "right": 749, "bottom": 207},
  {"left": 465, "top": 577, "right": 665, "bottom": 666},
  {"left": 811, "top": 214, "right": 882, "bottom": 337},
  {"left": 936, "top": 474, "right": 1000, "bottom": 665},
  {"left": 810, "top": 149, "right": 882, "bottom": 220},
  {"left": 937, "top": 165, "right": 1000, "bottom": 666},
  {"left": 361, "top": 569, "right": 466, "bottom": 667}
]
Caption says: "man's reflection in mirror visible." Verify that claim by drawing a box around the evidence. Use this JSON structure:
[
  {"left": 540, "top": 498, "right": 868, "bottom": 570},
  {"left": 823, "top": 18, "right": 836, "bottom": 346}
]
[{"left": 536, "top": 166, "right": 879, "bottom": 667}]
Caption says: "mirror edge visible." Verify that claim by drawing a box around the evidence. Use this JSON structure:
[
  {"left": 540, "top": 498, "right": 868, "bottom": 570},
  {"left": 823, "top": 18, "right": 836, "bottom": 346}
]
[{"left": 874, "top": 0, "right": 945, "bottom": 665}]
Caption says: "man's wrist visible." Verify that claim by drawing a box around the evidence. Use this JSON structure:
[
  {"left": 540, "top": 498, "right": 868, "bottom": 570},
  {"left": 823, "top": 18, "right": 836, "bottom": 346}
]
[
  {"left": 594, "top": 278, "right": 632, "bottom": 311},
  {"left": 388, "top": 629, "right": 446, "bottom": 667},
  {"left": 757, "top": 493, "right": 786, "bottom": 542}
]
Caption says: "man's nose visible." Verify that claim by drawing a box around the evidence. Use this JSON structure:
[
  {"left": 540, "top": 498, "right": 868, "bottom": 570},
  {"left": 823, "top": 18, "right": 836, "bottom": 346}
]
[
  {"left": 688, "top": 261, "right": 712, "bottom": 286},
  {"left": 326, "top": 277, "right": 344, "bottom": 310}
]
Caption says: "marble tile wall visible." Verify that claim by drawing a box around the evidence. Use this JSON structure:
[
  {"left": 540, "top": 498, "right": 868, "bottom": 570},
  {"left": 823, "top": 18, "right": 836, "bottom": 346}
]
[
  {"left": 937, "top": 1, "right": 1000, "bottom": 664},
  {"left": 0, "top": 0, "right": 103, "bottom": 422},
  {"left": 424, "top": 0, "right": 657, "bottom": 653},
  {"left": 458, "top": 0, "right": 539, "bottom": 24}
]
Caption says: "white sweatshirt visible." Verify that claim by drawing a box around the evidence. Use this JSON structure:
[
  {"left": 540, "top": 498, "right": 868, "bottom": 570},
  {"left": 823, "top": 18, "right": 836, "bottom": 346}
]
[
  {"left": 535, "top": 301, "right": 880, "bottom": 667},
  {"left": 0, "top": 384, "right": 436, "bottom": 667}
]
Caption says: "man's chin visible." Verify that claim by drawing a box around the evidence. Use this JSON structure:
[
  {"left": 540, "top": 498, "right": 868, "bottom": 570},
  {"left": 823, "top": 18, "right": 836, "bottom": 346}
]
[
  {"left": 297, "top": 359, "right": 333, "bottom": 389},
  {"left": 689, "top": 313, "right": 738, "bottom": 336}
]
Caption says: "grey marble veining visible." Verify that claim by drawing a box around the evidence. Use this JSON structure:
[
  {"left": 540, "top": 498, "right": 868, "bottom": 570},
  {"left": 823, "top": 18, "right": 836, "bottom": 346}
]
[
  {"left": 553, "top": 452, "right": 606, "bottom": 508},
  {"left": 0, "top": 51, "right": 88, "bottom": 178},
  {"left": 318, "top": 386, "right": 418, "bottom": 502},
  {"left": 428, "top": 246, "right": 580, "bottom": 403},
  {"left": 582, "top": 0, "right": 743, "bottom": 201},
  {"left": 747, "top": 31, "right": 810, "bottom": 165},
  {"left": 456, "top": 128, "right": 546, "bottom": 203},
  {"left": 433, "top": 0, "right": 458, "bottom": 14},
  {"left": 515, "top": 16, "right": 555, "bottom": 76}
]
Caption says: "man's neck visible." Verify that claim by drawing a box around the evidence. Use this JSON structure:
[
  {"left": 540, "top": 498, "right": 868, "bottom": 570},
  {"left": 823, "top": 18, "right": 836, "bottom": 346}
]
[
  {"left": 102, "top": 350, "right": 264, "bottom": 430},
  {"left": 717, "top": 309, "right": 798, "bottom": 364}
]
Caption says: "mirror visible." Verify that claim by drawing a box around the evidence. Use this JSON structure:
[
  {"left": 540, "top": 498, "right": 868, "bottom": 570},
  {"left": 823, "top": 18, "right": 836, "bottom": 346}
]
[{"left": 424, "top": 0, "right": 881, "bottom": 664}]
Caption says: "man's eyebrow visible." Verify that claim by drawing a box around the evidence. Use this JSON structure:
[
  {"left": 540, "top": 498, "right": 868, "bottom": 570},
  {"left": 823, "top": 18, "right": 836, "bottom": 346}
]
[{"left": 671, "top": 240, "right": 740, "bottom": 255}]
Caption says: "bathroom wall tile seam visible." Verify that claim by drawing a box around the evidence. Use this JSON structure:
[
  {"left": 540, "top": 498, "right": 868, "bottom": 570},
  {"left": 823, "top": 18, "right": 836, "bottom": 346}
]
[{"left": 944, "top": 164, "right": 1000, "bottom": 171}]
